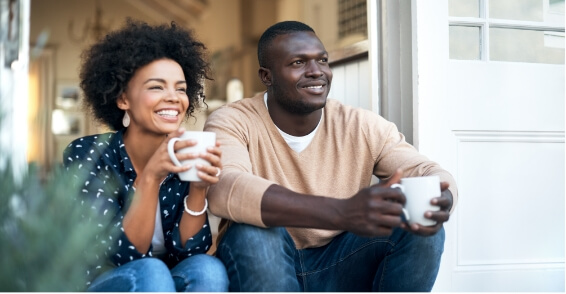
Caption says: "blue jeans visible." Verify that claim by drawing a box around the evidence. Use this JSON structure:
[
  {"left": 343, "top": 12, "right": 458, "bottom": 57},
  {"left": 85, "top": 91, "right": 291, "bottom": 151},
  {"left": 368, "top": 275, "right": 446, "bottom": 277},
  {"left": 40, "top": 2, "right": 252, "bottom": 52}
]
[
  {"left": 87, "top": 254, "right": 229, "bottom": 292},
  {"left": 216, "top": 224, "right": 445, "bottom": 292}
]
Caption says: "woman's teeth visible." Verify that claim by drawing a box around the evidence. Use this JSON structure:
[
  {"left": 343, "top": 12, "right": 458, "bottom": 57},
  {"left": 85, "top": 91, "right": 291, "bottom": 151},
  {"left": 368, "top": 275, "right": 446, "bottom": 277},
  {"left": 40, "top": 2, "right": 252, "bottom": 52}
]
[{"left": 157, "top": 110, "right": 178, "bottom": 117}]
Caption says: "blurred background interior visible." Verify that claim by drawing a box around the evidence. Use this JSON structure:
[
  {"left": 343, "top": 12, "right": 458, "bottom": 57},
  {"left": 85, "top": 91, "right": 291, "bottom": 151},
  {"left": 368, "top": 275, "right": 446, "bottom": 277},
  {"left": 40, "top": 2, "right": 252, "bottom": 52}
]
[
  {"left": 27, "top": 0, "right": 370, "bottom": 176},
  {"left": 2, "top": 0, "right": 565, "bottom": 291}
]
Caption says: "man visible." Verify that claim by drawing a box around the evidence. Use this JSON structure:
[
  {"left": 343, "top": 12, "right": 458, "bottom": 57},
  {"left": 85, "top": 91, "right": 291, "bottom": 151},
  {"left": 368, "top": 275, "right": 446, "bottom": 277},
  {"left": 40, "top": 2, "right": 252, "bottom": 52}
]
[{"left": 204, "top": 20, "right": 457, "bottom": 292}]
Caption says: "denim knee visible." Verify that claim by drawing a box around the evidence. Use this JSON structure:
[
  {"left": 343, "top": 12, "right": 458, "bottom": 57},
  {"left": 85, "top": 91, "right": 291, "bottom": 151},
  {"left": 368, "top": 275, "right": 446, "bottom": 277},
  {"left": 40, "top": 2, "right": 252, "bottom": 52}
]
[
  {"left": 216, "top": 224, "right": 299, "bottom": 291},
  {"left": 88, "top": 258, "right": 175, "bottom": 292},
  {"left": 218, "top": 223, "right": 290, "bottom": 261},
  {"left": 171, "top": 254, "right": 229, "bottom": 292}
]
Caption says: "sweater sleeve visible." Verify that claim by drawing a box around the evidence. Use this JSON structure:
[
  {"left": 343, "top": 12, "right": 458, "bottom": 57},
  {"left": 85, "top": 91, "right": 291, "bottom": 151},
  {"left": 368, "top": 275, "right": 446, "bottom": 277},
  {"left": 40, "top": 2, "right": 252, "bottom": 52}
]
[
  {"left": 367, "top": 113, "right": 459, "bottom": 211},
  {"left": 204, "top": 105, "right": 274, "bottom": 227}
]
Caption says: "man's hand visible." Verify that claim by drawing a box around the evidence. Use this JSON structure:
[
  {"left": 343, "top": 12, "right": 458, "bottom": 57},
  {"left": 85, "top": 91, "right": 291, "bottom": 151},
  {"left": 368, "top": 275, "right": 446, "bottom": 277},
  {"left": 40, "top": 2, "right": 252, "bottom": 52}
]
[
  {"left": 337, "top": 170, "right": 406, "bottom": 237},
  {"left": 261, "top": 170, "right": 452, "bottom": 238},
  {"left": 400, "top": 182, "right": 453, "bottom": 236}
]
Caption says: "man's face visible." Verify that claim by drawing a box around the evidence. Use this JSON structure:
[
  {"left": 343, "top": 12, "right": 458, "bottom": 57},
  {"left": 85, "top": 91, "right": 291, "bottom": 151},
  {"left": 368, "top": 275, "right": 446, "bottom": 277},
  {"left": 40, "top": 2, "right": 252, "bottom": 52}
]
[{"left": 263, "top": 31, "right": 333, "bottom": 115}]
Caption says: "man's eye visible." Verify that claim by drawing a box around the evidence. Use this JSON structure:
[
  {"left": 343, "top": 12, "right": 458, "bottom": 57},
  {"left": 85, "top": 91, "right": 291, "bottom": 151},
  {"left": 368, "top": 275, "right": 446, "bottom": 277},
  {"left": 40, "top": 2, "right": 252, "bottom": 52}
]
[
  {"left": 292, "top": 60, "right": 303, "bottom": 65},
  {"left": 319, "top": 58, "right": 328, "bottom": 63}
]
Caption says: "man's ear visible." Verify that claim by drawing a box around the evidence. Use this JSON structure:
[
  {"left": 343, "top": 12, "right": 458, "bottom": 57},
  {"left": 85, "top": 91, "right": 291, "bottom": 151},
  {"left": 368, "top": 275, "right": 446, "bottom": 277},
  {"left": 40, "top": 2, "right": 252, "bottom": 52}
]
[
  {"left": 258, "top": 67, "right": 272, "bottom": 87},
  {"left": 117, "top": 93, "right": 129, "bottom": 110}
]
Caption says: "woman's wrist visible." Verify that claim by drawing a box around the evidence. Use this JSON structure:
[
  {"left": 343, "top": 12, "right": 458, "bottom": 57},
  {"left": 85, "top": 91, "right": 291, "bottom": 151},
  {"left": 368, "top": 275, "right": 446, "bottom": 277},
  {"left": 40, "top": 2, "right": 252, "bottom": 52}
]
[
  {"left": 134, "top": 173, "right": 163, "bottom": 191},
  {"left": 184, "top": 196, "right": 207, "bottom": 216},
  {"left": 183, "top": 185, "right": 208, "bottom": 215},
  {"left": 188, "top": 184, "right": 208, "bottom": 197}
]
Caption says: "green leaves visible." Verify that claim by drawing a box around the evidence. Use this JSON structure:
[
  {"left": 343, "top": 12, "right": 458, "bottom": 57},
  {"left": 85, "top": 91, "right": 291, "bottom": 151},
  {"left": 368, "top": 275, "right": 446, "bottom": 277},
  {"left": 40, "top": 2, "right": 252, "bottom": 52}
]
[{"left": 0, "top": 163, "right": 115, "bottom": 291}]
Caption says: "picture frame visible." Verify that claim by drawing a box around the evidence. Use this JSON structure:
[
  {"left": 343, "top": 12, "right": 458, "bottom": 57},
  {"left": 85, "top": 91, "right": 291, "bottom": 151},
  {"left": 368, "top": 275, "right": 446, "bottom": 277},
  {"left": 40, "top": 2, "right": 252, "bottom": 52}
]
[
  {"left": 51, "top": 109, "right": 85, "bottom": 136},
  {"left": 55, "top": 81, "right": 82, "bottom": 109}
]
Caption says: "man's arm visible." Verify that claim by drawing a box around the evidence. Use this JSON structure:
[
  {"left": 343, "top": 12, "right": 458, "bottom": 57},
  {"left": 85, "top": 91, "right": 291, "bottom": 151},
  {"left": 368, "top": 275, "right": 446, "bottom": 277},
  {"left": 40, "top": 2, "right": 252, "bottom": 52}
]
[{"left": 261, "top": 170, "right": 408, "bottom": 237}]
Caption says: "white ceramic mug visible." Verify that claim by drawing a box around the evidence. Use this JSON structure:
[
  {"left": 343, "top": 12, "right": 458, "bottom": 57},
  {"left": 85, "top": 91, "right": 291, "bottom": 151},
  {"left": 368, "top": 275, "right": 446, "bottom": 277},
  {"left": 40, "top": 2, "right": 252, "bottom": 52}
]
[
  {"left": 167, "top": 131, "right": 216, "bottom": 182},
  {"left": 391, "top": 175, "right": 441, "bottom": 226}
]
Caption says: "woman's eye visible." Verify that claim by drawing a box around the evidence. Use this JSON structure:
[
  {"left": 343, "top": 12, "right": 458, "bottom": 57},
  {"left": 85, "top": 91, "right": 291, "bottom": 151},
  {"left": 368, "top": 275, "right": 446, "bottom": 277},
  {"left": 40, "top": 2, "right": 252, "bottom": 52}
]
[
  {"left": 150, "top": 86, "right": 163, "bottom": 90},
  {"left": 177, "top": 88, "right": 186, "bottom": 92}
]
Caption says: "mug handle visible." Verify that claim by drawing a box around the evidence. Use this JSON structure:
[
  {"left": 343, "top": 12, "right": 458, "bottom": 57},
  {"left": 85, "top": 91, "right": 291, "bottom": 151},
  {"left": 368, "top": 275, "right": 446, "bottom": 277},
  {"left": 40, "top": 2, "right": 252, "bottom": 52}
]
[
  {"left": 167, "top": 138, "right": 183, "bottom": 167},
  {"left": 391, "top": 183, "right": 410, "bottom": 221}
]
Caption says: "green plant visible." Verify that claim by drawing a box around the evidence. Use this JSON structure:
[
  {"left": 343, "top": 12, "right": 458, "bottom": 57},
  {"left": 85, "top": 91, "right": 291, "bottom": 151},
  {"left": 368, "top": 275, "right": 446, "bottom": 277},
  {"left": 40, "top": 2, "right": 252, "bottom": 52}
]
[{"left": 0, "top": 162, "right": 114, "bottom": 291}]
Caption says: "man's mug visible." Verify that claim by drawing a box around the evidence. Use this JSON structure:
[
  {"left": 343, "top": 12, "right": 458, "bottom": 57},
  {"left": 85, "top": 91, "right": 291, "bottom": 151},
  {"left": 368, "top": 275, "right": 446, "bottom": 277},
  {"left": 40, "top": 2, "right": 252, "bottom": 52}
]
[
  {"left": 167, "top": 131, "right": 216, "bottom": 182},
  {"left": 391, "top": 176, "right": 441, "bottom": 226}
]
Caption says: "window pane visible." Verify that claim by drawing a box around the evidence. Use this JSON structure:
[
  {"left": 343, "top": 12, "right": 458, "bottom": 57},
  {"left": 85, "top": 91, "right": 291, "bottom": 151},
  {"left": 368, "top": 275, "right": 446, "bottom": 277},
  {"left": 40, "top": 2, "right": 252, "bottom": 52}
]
[
  {"left": 490, "top": 28, "right": 565, "bottom": 64},
  {"left": 338, "top": 0, "right": 367, "bottom": 39},
  {"left": 449, "top": 0, "right": 480, "bottom": 17},
  {"left": 547, "top": 0, "right": 565, "bottom": 26},
  {"left": 550, "top": 0, "right": 565, "bottom": 14},
  {"left": 450, "top": 26, "right": 481, "bottom": 60},
  {"left": 490, "top": 0, "right": 543, "bottom": 22}
]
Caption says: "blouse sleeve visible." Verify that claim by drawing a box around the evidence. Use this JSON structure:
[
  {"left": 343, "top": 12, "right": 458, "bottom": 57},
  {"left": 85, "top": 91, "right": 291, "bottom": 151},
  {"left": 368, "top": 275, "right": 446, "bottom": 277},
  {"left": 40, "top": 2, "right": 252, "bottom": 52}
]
[
  {"left": 168, "top": 216, "right": 213, "bottom": 260},
  {"left": 62, "top": 136, "right": 149, "bottom": 278}
]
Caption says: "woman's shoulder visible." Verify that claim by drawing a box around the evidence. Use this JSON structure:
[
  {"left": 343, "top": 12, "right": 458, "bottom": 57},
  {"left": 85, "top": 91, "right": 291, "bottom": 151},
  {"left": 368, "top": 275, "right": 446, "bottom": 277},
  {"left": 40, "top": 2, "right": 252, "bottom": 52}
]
[{"left": 62, "top": 131, "right": 120, "bottom": 166}]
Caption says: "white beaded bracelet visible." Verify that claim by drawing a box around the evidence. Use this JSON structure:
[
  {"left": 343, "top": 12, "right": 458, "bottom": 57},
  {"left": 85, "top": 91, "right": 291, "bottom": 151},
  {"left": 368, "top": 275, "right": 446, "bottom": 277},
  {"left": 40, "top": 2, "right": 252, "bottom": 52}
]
[{"left": 183, "top": 196, "right": 208, "bottom": 216}]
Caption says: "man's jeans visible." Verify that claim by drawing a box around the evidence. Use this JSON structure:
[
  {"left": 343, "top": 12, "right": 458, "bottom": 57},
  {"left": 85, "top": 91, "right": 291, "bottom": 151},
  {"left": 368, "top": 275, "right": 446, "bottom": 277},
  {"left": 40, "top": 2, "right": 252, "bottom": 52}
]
[
  {"left": 216, "top": 223, "right": 445, "bottom": 291},
  {"left": 87, "top": 254, "right": 229, "bottom": 292}
]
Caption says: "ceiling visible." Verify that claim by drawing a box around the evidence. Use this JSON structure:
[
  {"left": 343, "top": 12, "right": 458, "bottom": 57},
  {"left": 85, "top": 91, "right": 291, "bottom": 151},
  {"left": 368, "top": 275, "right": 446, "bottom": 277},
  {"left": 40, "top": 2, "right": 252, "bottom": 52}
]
[{"left": 123, "top": 0, "right": 209, "bottom": 26}]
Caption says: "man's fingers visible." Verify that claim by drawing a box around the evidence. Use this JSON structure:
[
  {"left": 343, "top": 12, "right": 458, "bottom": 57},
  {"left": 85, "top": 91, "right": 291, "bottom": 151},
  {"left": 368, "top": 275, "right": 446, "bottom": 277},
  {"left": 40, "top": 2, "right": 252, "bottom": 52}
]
[{"left": 383, "top": 169, "right": 403, "bottom": 187}]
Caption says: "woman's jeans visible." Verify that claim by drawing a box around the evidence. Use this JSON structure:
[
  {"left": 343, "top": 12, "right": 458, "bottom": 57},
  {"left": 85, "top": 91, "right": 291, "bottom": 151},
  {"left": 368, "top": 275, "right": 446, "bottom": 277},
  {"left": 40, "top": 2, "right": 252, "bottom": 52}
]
[
  {"left": 87, "top": 254, "right": 228, "bottom": 292},
  {"left": 216, "top": 223, "right": 445, "bottom": 292}
]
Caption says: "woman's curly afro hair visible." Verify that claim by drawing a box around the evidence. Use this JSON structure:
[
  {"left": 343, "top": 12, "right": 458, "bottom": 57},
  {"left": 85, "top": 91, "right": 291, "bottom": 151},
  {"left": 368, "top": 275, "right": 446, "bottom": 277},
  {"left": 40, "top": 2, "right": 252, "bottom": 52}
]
[{"left": 79, "top": 19, "right": 211, "bottom": 131}]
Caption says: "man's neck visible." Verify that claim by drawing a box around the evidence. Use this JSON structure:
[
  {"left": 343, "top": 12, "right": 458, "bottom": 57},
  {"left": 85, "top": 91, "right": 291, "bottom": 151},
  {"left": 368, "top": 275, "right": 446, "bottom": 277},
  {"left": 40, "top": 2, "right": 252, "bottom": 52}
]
[{"left": 264, "top": 92, "right": 323, "bottom": 137}]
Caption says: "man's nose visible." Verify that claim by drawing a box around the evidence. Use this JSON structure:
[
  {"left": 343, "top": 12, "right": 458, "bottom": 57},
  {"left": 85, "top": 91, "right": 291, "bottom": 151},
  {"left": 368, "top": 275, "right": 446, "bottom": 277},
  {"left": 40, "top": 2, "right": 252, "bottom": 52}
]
[{"left": 305, "top": 60, "right": 323, "bottom": 77}]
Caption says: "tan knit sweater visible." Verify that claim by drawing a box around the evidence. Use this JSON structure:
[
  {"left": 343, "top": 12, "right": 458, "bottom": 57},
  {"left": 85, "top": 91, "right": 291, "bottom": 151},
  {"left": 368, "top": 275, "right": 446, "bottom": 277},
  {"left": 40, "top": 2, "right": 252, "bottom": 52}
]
[{"left": 204, "top": 92, "right": 458, "bottom": 249}]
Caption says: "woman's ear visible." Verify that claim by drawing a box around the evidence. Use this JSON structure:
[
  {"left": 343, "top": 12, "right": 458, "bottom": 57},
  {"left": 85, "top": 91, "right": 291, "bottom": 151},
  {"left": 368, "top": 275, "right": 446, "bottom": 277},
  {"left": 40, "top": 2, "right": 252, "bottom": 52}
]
[
  {"left": 117, "top": 93, "right": 129, "bottom": 110},
  {"left": 258, "top": 67, "right": 272, "bottom": 87}
]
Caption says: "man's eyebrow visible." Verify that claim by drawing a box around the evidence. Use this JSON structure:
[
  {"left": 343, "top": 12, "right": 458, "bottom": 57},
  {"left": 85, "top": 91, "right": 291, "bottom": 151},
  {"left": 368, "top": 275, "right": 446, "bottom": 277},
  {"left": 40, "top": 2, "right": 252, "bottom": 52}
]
[{"left": 293, "top": 51, "right": 329, "bottom": 58}]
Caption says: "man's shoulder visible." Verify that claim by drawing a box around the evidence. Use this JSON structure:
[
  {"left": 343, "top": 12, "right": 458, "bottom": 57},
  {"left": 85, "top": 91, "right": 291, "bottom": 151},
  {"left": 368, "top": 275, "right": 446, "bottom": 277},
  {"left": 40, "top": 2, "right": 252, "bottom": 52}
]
[
  {"left": 206, "top": 93, "right": 265, "bottom": 123},
  {"left": 325, "top": 99, "right": 384, "bottom": 123}
]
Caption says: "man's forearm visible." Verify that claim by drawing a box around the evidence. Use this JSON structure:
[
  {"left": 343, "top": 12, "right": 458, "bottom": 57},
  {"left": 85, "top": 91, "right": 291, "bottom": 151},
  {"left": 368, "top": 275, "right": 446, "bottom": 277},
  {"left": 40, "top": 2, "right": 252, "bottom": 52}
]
[{"left": 260, "top": 184, "right": 344, "bottom": 230}]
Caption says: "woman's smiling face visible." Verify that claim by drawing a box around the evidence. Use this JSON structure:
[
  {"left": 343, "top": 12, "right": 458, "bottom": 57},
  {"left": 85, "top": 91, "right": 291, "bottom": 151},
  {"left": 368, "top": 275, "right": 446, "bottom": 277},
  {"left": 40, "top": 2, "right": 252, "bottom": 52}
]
[{"left": 118, "top": 58, "right": 189, "bottom": 135}]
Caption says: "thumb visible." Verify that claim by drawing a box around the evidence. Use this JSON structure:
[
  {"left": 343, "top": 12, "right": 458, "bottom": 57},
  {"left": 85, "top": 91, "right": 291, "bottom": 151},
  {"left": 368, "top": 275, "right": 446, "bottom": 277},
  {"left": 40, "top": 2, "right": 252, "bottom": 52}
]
[{"left": 383, "top": 169, "right": 403, "bottom": 187}]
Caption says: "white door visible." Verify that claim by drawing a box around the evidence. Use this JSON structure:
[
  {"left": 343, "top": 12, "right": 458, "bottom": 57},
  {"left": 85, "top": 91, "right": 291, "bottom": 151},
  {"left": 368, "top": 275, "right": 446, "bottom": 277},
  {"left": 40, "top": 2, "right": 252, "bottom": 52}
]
[{"left": 412, "top": 0, "right": 565, "bottom": 291}]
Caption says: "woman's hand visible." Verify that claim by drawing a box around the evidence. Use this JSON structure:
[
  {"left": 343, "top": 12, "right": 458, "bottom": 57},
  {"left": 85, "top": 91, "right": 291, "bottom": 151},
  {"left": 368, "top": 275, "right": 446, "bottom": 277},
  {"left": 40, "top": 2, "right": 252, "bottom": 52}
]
[
  {"left": 190, "top": 140, "right": 222, "bottom": 189},
  {"left": 139, "top": 128, "right": 194, "bottom": 185},
  {"left": 140, "top": 128, "right": 222, "bottom": 189}
]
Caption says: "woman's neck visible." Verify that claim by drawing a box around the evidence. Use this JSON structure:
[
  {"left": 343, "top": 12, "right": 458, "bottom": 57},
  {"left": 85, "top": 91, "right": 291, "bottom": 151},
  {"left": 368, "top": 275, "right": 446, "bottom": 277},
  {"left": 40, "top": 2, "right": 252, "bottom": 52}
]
[{"left": 122, "top": 128, "right": 166, "bottom": 174}]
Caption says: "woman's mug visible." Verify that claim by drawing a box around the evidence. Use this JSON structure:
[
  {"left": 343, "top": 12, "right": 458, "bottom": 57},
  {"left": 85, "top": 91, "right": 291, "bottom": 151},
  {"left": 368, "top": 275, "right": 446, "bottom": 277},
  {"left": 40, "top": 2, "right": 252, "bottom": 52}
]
[{"left": 167, "top": 131, "right": 216, "bottom": 182}]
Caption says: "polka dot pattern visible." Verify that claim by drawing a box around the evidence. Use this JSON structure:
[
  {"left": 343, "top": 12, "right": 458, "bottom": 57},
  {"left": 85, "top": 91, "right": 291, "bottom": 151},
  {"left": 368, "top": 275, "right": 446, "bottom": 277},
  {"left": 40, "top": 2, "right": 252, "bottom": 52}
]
[{"left": 62, "top": 130, "right": 212, "bottom": 286}]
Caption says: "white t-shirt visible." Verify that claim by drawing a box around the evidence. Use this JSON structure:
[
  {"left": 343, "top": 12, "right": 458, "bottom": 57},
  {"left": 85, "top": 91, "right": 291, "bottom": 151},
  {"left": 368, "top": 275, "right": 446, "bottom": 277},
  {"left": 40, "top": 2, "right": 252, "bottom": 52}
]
[
  {"left": 132, "top": 186, "right": 166, "bottom": 256},
  {"left": 151, "top": 202, "right": 166, "bottom": 255},
  {"left": 264, "top": 92, "right": 321, "bottom": 153}
]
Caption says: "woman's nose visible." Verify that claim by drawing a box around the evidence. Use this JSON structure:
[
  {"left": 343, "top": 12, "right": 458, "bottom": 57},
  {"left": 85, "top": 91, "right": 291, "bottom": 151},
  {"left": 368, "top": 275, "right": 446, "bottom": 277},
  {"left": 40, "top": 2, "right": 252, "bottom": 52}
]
[{"left": 164, "top": 87, "right": 180, "bottom": 102}]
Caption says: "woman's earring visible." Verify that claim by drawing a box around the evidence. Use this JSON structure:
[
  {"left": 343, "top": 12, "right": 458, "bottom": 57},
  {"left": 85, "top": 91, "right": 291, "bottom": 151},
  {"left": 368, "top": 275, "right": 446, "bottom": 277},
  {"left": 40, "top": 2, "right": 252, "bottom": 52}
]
[{"left": 122, "top": 112, "right": 130, "bottom": 127}]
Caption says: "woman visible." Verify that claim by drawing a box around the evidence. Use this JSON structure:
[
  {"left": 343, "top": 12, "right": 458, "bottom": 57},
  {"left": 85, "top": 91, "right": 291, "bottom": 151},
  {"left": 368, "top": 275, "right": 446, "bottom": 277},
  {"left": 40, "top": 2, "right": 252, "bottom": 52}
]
[{"left": 63, "top": 19, "right": 228, "bottom": 291}]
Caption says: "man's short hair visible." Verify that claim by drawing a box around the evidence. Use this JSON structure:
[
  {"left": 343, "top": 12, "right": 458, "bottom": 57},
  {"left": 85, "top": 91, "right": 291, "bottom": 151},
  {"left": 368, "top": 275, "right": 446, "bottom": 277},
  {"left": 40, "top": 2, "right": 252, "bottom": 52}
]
[{"left": 257, "top": 21, "right": 315, "bottom": 68}]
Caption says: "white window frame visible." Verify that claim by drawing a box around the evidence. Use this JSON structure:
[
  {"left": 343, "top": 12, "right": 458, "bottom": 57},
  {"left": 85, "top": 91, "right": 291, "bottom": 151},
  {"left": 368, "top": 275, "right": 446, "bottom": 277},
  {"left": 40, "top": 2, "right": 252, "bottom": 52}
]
[{"left": 449, "top": 0, "right": 565, "bottom": 61}]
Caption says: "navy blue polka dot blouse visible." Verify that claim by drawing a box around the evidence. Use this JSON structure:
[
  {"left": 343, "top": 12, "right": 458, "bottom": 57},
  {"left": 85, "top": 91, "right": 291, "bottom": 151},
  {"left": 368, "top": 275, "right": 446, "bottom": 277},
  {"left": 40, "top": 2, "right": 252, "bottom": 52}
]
[{"left": 62, "top": 129, "right": 212, "bottom": 286}]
